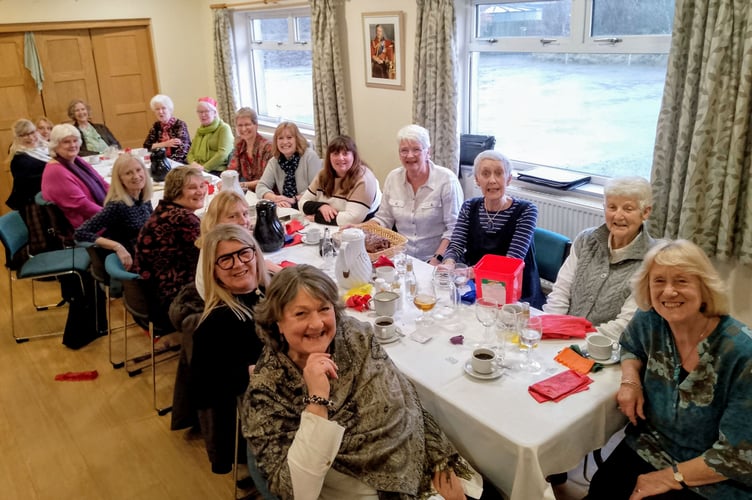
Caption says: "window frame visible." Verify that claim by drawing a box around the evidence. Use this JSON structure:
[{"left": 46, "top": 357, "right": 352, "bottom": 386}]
[
  {"left": 461, "top": 0, "right": 673, "bottom": 185},
  {"left": 233, "top": 6, "right": 314, "bottom": 132}
]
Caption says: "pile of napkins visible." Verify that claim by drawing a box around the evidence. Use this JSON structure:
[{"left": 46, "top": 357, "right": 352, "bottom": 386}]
[
  {"left": 539, "top": 314, "right": 597, "bottom": 339},
  {"left": 528, "top": 369, "right": 593, "bottom": 403}
]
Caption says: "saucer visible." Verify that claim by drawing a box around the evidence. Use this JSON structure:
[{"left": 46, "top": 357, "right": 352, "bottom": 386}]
[
  {"left": 463, "top": 360, "right": 503, "bottom": 380},
  {"left": 301, "top": 236, "right": 320, "bottom": 246},
  {"left": 581, "top": 347, "right": 620, "bottom": 365},
  {"left": 376, "top": 333, "right": 400, "bottom": 345}
]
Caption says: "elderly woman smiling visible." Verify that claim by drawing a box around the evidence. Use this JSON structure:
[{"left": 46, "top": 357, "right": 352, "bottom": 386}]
[
  {"left": 143, "top": 94, "right": 191, "bottom": 164},
  {"left": 242, "top": 265, "right": 481, "bottom": 500},
  {"left": 588, "top": 240, "right": 752, "bottom": 499},
  {"left": 186, "top": 97, "right": 234, "bottom": 175},
  {"left": 226, "top": 107, "right": 272, "bottom": 192},
  {"left": 372, "top": 124, "right": 463, "bottom": 263},
  {"left": 68, "top": 98, "right": 121, "bottom": 156},
  {"left": 543, "top": 176, "right": 656, "bottom": 340}
]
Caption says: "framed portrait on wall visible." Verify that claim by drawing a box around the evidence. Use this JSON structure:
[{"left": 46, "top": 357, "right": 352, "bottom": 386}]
[{"left": 362, "top": 11, "right": 405, "bottom": 90}]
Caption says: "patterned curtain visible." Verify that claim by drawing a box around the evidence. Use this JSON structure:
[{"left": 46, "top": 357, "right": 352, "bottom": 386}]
[
  {"left": 413, "top": 0, "right": 459, "bottom": 174},
  {"left": 310, "top": 0, "right": 349, "bottom": 155},
  {"left": 651, "top": 0, "right": 752, "bottom": 264},
  {"left": 213, "top": 8, "right": 239, "bottom": 123}
]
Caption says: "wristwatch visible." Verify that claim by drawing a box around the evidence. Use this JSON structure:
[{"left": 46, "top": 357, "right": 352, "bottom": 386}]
[
  {"left": 432, "top": 254, "right": 444, "bottom": 262},
  {"left": 671, "top": 464, "right": 688, "bottom": 489}
]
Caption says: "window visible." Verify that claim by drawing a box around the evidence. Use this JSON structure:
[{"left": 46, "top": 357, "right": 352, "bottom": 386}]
[
  {"left": 465, "top": 0, "right": 674, "bottom": 180},
  {"left": 233, "top": 7, "right": 314, "bottom": 128}
]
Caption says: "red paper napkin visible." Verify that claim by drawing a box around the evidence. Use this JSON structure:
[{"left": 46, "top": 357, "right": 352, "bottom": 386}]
[
  {"left": 54, "top": 370, "right": 99, "bottom": 381},
  {"left": 528, "top": 369, "right": 593, "bottom": 403},
  {"left": 373, "top": 255, "right": 394, "bottom": 268},
  {"left": 284, "top": 234, "right": 303, "bottom": 247},
  {"left": 285, "top": 219, "right": 305, "bottom": 235},
  {"left": 539, "top": 314, "right": 597, "bottom": 340},
  {"left": 345, "top": 294, "right": 371, "bottom": 312}
]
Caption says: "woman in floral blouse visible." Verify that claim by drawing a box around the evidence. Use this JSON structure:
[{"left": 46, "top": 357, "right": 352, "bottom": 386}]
[
  {"left": 134, "top": 165, "right": 206, "bottom": 329},
  {"left": 226, "top": 107, "right": 272, "bottom": 192},
  {"left": 589, "top": 239, "right": 752, "bottom": 499},
  {"left": 143, "top": 94, "right": 191, "bottom": 164}
]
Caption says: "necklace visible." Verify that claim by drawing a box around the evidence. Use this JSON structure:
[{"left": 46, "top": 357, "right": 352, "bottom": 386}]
[
  {"left": 484, "top": 197, "right": 509, "bottom": 230},
  {"left": 680, "top": 317, "right": 713, "bottom": 364}
]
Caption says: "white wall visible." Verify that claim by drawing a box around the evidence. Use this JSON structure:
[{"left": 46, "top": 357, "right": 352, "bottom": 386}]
[{"left": 5, "top": 0, "right": 750, "bottom": 326}]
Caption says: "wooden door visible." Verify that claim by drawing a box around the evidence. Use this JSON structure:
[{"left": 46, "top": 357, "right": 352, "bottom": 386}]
[
  {"left": 0, "top": 33, "right": 46, "bottom": 207},
  {"left": 91, "top": 26, "right": 158, "bottom": 149},
  {"left": 34, "top": 30, "right": 102, "bottom": 126}
]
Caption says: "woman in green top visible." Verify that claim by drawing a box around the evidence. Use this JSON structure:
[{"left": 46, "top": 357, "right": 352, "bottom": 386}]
[
  {"left": 68, "top": 99, "right": 121, "bottom": 156},
  {"left": 186, "top": 96, "right": 234, "bottom": 175}
]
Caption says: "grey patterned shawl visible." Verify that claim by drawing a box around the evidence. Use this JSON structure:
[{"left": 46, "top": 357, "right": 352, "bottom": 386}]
[{"left": 241, "top": 316, "right": 470, "bottom": 499}]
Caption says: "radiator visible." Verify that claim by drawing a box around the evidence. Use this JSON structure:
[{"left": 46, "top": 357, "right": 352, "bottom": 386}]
[{"left": 507, "top": 185, "right": 603, "bottom": 240}]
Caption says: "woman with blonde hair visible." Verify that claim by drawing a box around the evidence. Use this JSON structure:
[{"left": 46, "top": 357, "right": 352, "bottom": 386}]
[
  {"left": 588, "top": 239, "right": 752, "bottom": 499},
  {"left": 191, "top": 224, "right": 270, "bottom": 478},
  {"left": 255, "top": 121, "right": 321, "bottom": 209},
  {"left": 75, "top": 153, "right": 154, "bottom": 270},
  {"left": 6, "top": 118, "right": 51, "bottom": 211},
  {"left": 35, "top": 116, "right": 54, "bottom": 143}
]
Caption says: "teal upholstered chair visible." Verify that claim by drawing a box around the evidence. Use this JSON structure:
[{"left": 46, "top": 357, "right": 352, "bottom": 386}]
[
  {"left": 0, "top": 210, "right": 90, "bottom": 342},
  {"left": 533, "top": 227, "right": 571, "bottom": 293}
]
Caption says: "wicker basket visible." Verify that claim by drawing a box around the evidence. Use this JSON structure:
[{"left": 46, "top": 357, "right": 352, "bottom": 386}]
[{"left": 355, "top": 221, "right": 407, "bottom": 262}]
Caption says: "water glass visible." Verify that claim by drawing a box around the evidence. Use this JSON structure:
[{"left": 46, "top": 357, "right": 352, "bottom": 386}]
[
  {"left": 452, "top": 263, "right": 470, "bottom": 294},
  {"left": 475, "top": 297, "right": 498, "bottom": 347},
  {"left": 497, "top": 304, "right": 521, "bottom": 356},
  {"left": 432, "top": 269, "right": 459, "bottom": 321},
  {"left": 519, "top": 316, "right": 543, "bottom": 372}
]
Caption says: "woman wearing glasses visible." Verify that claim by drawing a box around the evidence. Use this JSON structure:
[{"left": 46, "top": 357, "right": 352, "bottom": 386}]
[
  {"left": 372, "top": 124, "right": 463, "bottom": 264},
  {"left": 190, "top": 224, "right": 270, "bottom": 485},
  {"left": 6, "top": 119, "right": 51, "bottom": 213}
]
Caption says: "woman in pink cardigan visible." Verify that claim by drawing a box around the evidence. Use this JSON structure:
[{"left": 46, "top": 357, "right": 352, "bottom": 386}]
[{"left": 41, "top": 124, "right": 109, "bottom": 229}]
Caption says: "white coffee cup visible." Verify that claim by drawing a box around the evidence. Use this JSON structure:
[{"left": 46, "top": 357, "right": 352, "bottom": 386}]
[
  {"left": 372, "top": 291, "right": 399, "bottom": 317},
  {"left": 374, "top": 316, "right": 395, "bottom": 340},
  {"left": 586, "top": 334, "right": 614, "bottom": 361},
  {"left": 304, "top": 228, "right": 321, "bottom": 244},
  {"left": 471, "top": 347, "right": 497, "bottom": 374},
  {"left": 375, "top": 266, "right": 396, "bottom": 283}
]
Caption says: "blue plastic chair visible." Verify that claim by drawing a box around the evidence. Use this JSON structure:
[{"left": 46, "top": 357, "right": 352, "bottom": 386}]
[
  {"left": 533, "top": 227, "right": 572, "bottom": 289},
  {"left": 0, "top": 211, "right": 90, "bottom": 343}
]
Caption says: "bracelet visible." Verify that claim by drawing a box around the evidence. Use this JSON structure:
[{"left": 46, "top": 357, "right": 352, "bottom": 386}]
[
  {"left": 303, "top": 395, "right": 334, "bottom": 409},
  {"left": 620, "top": 379, "right": 642, "bottom": 390}
]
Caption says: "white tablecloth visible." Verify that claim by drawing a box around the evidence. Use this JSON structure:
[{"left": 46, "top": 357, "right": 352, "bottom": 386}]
[{"left": 262, "top": 233, "right": 626, "bottom": 500}]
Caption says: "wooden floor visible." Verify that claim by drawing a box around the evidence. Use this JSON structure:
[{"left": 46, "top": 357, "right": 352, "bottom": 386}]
[{"left": 0, "top": 271, "right": 236, "bottom": 500}]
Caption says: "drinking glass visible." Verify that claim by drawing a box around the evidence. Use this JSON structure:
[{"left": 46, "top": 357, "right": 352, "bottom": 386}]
[
  {"left": 475, "top": 297, "right": 498, "bottom": 347},
  {"left": 432, "top": 269, "right": 458, "bottom": 321},
  {"left": 519, "top": 316, "right": 543, "bottom": 372},
  {"left": 393, "top": 251, "right": 407, "bottom": 277},
  {"left": 413, "top": 282, "right": 438, "bottom": 328},
  {"left": 451, "top": 263, "right": 470, "bottom": 294},
  {"left": 497, "top": 304, "right": 521, "bottom": 357}
]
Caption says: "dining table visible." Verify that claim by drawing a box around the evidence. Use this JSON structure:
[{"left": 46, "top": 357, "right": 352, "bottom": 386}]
[{"left": 253, "top": 205, "right": 627, "bottom": 500}]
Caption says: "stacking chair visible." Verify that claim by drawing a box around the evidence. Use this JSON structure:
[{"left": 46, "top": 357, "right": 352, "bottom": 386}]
[
  {"left": 0, "top": 211, "right": 90, "bottom": 343},
  {"left": 533, "top": 227, "right": 572, "bottom": 294},
  {"left": 104, "top": 253, "right": 180, "bottom": 415}
]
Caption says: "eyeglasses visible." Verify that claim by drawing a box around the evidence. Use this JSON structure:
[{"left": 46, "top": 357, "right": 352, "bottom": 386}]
[
  {"left": 399, "top": 147, "right": 424, "bottom": 157},
  {"left": 215, "top": 246, "right": 256, "bottom": 270},
  {"left": 19, "top": 130, "right": 37, "bottom": 137}
]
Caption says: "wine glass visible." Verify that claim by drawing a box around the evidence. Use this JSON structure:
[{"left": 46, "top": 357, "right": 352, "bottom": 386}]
[
  {"left": 519, "top": 316, "right": 543, "bottom": 372},
  {"left": 475, "top": 297, "right": 498, "bottom": 347},
  {"left": 452, "top": 263, "right": 470, "bottom": 294},
  {"left": 413, "top": 282, "right": 438, "bottom": 328}
]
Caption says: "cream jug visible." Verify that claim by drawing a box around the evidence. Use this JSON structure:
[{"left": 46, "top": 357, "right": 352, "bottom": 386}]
[
  {"left": 220, "top": 169, "right": 245, "bottom": 197},
  {"left": 334, "top": 228, "right": 372, "bottom": 289}
]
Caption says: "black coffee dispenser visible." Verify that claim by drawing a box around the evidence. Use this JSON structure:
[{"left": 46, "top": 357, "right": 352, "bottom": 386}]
[{"left": 253, "top": 199, "right": 285, "bottom": 252}]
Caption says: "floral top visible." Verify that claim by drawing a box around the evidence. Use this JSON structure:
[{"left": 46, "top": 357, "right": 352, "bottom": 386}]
[
  {"left": 134, "top": 200, "right": 201, "bottom": 317},
  {"left": 227, "top": 133, "right": 273, "bottom": 182},
  {"left": 75, "top": 198, "right": 153, "bottom": 254},
  {"left": 620, "top": 310, "right": 752, "bottom": 499},
  {"left": 143, "top": 119, "right": 192, "bottom": 164}
]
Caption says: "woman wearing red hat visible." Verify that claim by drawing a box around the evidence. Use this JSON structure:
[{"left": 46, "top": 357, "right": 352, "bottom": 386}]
[{"left": 187, "top": 96, "right": 234, "bottom": 175}]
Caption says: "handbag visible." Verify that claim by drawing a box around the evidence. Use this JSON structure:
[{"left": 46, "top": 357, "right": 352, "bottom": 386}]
[
  {"left": 150, "top": 147, "right": 172, "bottom": 182},
  {"left": 460, "top": 134, "right": 496, "bottom": 166}
]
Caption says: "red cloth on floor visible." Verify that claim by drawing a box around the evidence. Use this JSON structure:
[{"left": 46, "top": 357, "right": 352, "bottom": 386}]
[
  {"left": 539, "top": 314, "right": 597, "bottom": 339},
  {"left": 54, "top": 370, "right": 99, "bottom": 381},
  {"left": 528, "top": 369, "right": 593, "bottom": 403},
  {"left": 285, "top": 220, "right": 305, "bottom": 235}
]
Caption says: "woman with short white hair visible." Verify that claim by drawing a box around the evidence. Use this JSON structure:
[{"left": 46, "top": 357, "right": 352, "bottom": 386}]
[
  {"left": 143, "top": 94, "right": 191, "bottom": 164},
  {"left": 543, "top": 176, "right": 656, "bottom": 340},
  {"left": 41, "top": 123, "right": 109, "bottom": 229},
  {"left": 186, "top": 96, "right": 234, "bottom": 175}
]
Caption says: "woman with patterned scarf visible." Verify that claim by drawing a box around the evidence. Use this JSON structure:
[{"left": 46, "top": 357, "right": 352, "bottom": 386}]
[
  {"left": 226, "top": 107, "right": 272, "bottom": 192},
  {"left": 186, "top": 96, "right": 234, "bottom": 175},
  {"left": 242, "top": 265, "right": 482, "bottom": 500},
  {"left": 255, "top": 122, "right": 321, "bottom": 209},
  {"left": 143, "top": 94, "right": 191, "bottom": 164}
]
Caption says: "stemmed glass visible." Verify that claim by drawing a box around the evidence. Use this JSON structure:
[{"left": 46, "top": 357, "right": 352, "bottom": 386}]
[
  {"left": 519, "top": 316, "right": 543, "bottom": 372},
  {"left": 475, "top": 297, "right": 498, "bottom": 347},
  {"left": 413, "top": 282, "right": 438, "bottom": 328},
  {"left": 451, "top": 263, "right": 470, "bottom": 294}
]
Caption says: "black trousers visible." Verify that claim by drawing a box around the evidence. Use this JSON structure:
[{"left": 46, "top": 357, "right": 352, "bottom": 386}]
[
  {"left": 59, "top": 271, "right": 107, "bottom": 349},
  {"left": 588, "top": 440, "right": 704, "bottom": 500}
]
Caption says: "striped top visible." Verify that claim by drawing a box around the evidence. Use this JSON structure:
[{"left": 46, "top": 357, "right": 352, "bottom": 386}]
[{"left": 444, "top": 197, "right": 537, "bottom": 263}]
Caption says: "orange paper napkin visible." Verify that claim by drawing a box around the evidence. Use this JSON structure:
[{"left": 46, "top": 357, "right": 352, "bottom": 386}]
[
  {"left": 554, "top": 347, "right": 595, "bottom": 375},
  {"left": 528, "top": 369, "right": 593, "bottom": 403},
  {"left": 539, "top": 314, "right": 597, "bottom": 340}
]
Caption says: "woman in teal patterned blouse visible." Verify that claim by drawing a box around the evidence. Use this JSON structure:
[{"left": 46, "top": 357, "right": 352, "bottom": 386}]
[{"left": 588, "top": 239, "right": 752, "bottom": 499}]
